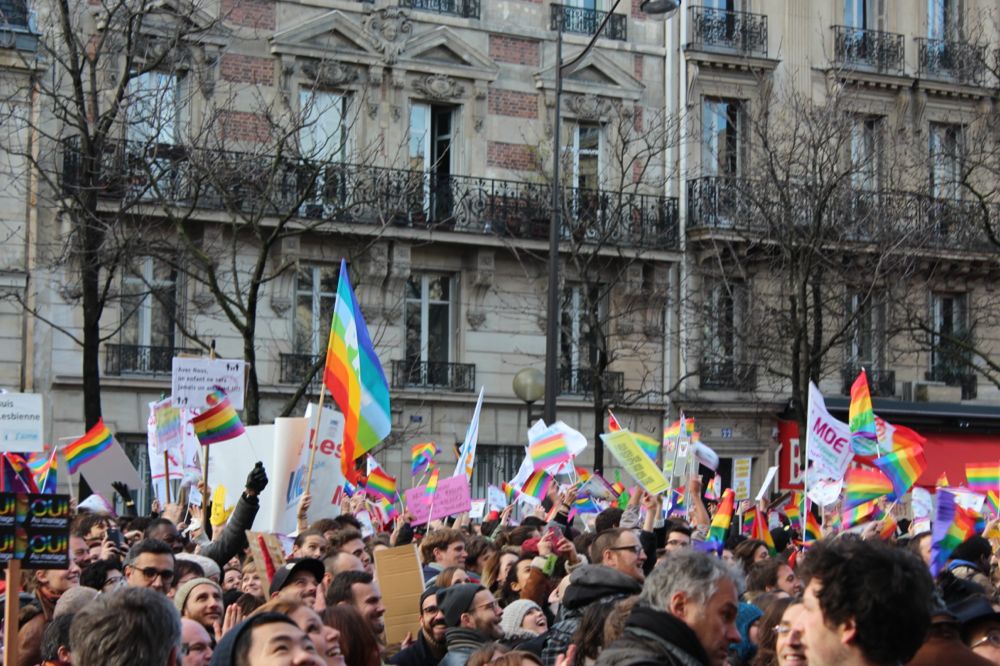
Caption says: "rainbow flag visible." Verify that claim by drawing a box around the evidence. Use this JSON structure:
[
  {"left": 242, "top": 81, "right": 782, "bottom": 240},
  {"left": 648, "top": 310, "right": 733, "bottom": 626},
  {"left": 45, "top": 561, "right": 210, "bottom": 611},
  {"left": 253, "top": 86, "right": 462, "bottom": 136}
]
[
  {"left": 663, "top": 417, "right": 696, "bottom": 440},
  {"left": 707, "top": 488, "right": 735, "bottom": 543},
  {"left": 528, "top": 431, "right": 572, "bottom": 469},
  {"left": 937, "top": 472, "right": 950, "bottom": 487},
  {"left": 574, "top": 466, "right": 592, "bottom": 483},
  {"left": 988, "top": 490, "right": 1000, "bottom": 516},
  {"left": 425, "top": 466, "right": 439, "bottom": 497},
  {"left": 931, "top": 489, "right": 978, "bottom": 575},
  {"left": 573, "top": 494, "right": 601, "bottom": 514},
  {"left": 843, "top": 467, "right": 893, "bottom": 510},
  {"left": 28, "top": 450, "right": 57, "bottom": 494},
  {"left": 521, "top": 470, "right": 554, "bottom": 502},
  {"left": 324, "top": 259, "right": 391, "bottom": 483},
  {"left": 842, "top": 499, "right": 880, "bottom": 527},
  {"left": 877, "top": 418, "right": 926, "bottom": 453},
  {"left": 783, "top": 492, "right": 803, "bottom": 532},
  {"left": 804, "top": 511, "right": 822, "bottom": 544},
  {"left": 751, "top": 507, "right": 776, "bottom": 555},
  {"left": 878, "top": 511, "right": 898, "bottom": 540},
  {"left": 501, "top": 482, "right": 519, "bottom": 505},
  {"left": 381, "top": 497, "right": 400, "bottom": 521},
  {"left": 1, "top": 454, "right": 37, "bottom": 493},
  {"left": 63, "top": 418, "right": 116, "bottom": 474},
  {"left": 365, "top": 466, "right": 397, "bottom": 502},
  {"left": 873, "top": 446, "right": 927, "bottom": 500},
  {"left": 704, "top": 474, "right": 721, "bottom": 501},
  {"left": 411, "top": 442, "right": 437, "bottom": 476},
  {"left": 849, "top": 370, "right": 879, "bottom": 456},
  {"left": 633, "top": 433, "right": 660, "bottom": 463},
  {"left": 190, "top": 391, "right": 245, "bottom": 447},
  {"left": 607, "top": 411, "right": 623, "bottom": 432},
  {"left": 966, "top": 462, "right": 1000, "bottom": 493}
]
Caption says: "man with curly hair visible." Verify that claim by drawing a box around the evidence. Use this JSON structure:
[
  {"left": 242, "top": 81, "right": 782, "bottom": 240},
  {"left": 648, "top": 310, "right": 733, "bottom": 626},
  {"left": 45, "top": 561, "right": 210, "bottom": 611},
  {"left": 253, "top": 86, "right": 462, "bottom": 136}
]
[{"left": 796, "top": 537, "right": 934, "bottom": 666}]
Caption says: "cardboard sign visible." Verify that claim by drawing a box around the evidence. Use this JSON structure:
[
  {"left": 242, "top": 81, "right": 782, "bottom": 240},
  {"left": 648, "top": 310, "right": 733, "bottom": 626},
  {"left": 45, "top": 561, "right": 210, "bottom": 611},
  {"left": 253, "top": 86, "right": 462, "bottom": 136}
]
[
  {"left": 245, "top": 531, "right": 287, "bottom": 582},
  {"left": 0, "top": 494, "right": 71, "bottom": 569},
  {"left": 0, "top": 393, "right": 44, "bottom": 453},
  {"left": 805, "top": 468, "right": 843, "bottom": 508},
  {"left": 374, "top": 545, "right": 424, "bottom": 646},
  {"left": 403, "top": 476, "right": 471, "bottom": 526},
  {"left": 602, "top": 430, "right": 669, "bottom": 495},
  {"left": 732, "top": 457, "right": 753, "bottom": 500},
  {"left": 171, "top": 358, "right": 247, "bottom": 410}
]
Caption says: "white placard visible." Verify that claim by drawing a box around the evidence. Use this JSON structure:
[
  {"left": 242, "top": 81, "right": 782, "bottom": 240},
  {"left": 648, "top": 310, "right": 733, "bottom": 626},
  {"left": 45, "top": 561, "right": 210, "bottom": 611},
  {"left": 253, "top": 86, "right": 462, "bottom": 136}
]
[
  {"left": 755, "top": 465, "right": 779, "bottom": 501},
  {"left": 0, "top": 393, "right": 44, "bottom": 452},
  {"left": 469, "top": 499, "right": 486, "bottom": 520},
  {"left": 171, "top": 358, "right": 247, "bottom": 410},
  {"left": 911, "top": 487, "right": 933, "bottom": 519},
  {"left": 732, "top": 457, "right": 753, "bottom": 501}
]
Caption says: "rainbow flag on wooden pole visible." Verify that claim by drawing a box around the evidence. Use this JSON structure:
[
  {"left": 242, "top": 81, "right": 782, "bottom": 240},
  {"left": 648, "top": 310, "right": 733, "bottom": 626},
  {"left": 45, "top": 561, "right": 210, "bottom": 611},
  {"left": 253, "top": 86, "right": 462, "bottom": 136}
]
[{"left": 63, "top": 418, "right": 115, "bottom": 474}]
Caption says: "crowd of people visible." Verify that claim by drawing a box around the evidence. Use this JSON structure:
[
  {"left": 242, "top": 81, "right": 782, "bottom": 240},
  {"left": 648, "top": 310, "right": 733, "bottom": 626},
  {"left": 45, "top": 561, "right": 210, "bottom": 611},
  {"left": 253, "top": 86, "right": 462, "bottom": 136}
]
[{"left": 7, "top": 460, "right": 1000, "bottom": 666}]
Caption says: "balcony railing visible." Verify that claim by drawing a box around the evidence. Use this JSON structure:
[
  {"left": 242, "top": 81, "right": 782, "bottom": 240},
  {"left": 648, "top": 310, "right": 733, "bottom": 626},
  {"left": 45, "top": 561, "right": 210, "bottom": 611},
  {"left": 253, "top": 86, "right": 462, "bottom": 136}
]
[
  {"left": 105, "top": 343, "right": 201, "bottom": 376},
  {"left": 699, "top": 359, "right": 756, "bottom": 392},
  {"left": 833, "top": 25, "right": 905, "bottom": 74},
  {"left": 687, "top": 5, "right": 768, "bottom": 58},
  {"left": 559, "top": 367, "right": 624, "bottom": 398},
  {"left": 917, "top": 38, "right": 987, "bottom": 86},
  {"left": 927, "top": 365, "right": 978, "bottom": 400},
  {"left": 686, "top": 176, "right": 994, "bottom": 251},
  {"left": 841, "top": 364, "right": 896, "bottom": 397},
  {"left": 279, "top": 353, "right": 323, "bottom": 386},
  {"left": 391, "top": 360, "right": 476, "bottom": 392},
  {"left": 62, "top": 137, "right": 679, "bottom": 251},
  {"left": 400, "top": 0, "right": 479, "bottom": 19},
  {"left": 551, "top": 3, "right": 626, "bottom": 41}
]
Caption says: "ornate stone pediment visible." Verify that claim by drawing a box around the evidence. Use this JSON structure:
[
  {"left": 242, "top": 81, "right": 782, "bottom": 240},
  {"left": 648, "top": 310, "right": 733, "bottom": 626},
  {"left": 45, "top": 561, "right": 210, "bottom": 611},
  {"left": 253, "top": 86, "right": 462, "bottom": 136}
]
[
  {"left": 413, "top": 74, "right": 465, "bottom": 100},
  {"left": 300, "top": 60, "right": 359, "bottom": 88},
  {"left": 535, "top": 49, "right": 643, "bottom": 103},
  {"left": 396, "top": 26, "right": 499, "bottom": 81},
  {"left": 270, "top": 10, "right": 381, "bottom": 63}
]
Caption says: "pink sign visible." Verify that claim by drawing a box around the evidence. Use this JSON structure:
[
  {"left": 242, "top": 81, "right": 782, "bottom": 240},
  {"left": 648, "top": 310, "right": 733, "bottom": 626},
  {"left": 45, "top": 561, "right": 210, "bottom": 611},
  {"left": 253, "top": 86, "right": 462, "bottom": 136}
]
[{"left": 404, "top": 476, "right": 472, "bottom": 526}]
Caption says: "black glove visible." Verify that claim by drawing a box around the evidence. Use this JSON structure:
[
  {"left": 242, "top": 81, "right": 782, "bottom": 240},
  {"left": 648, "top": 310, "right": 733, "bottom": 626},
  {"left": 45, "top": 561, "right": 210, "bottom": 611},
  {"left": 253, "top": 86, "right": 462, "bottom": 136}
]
[
  {"left": 111, "top": 481, "right": 131, "bottom": 501},
  {"left": 244, "top": 462, "right": 268, "bottom": 495}
]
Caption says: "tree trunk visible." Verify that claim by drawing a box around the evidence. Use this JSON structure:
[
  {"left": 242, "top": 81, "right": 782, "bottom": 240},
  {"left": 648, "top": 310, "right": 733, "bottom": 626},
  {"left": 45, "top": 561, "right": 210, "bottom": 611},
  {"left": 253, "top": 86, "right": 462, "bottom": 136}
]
[{"left": 243, "top": 335, "right": 260, "bottom": 425}]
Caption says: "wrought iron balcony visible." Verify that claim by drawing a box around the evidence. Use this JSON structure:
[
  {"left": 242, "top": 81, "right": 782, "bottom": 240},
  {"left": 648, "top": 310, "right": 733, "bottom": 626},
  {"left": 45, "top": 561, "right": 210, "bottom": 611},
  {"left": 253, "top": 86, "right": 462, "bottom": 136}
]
[
  {"left": 551, "top": 3, "right": 626, "bottom": 41},
  {"left": 400, "top": 0, "right": 479, "bottom": 19},
  {"left": 687, "top": 5, "right": 768, "bottom": 58},
  {"left": 833, "top": 25, "right": 905, "bottom": 74},
  {"left": 926, "top": 365, "right": 977, "bottom": 400},
  {"left": 841, "top": 364, "right": 895, "bottom": 397},
  {"left": 559, "top": 367, "right": 624, "bottom": 399},
  {"left": 699, "top": 358, "right": 756, "bottom": 392},
  {"left": 62, "top": 136, "right": 679, "bottom": 251},
  {"left": 279, "top": 353, "right": 323, "bottom": 386},
  {"left": 391, "top": 360, "right": 476, "bottom": 392},
  {"left": 917, "top": 38, "right": 987, "bottom": 86},
  {"left": 104, "top": 343, "right": 201, "bottom": 376}
]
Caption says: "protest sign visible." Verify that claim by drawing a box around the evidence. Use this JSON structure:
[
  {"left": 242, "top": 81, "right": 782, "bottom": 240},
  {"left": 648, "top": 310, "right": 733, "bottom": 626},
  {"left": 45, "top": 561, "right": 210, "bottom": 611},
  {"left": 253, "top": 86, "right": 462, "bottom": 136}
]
[
  {"left": 755, "top": 466, "right": 779, "bottom": 501},
  {"left": 246, "top": 531, "right": 287, "bottom": 576},
  {"left": 487, "top": 485, "right": 507, "bottom": 511},
  {"left": 78, "top": 442, "right": 141, "bottom": 507},
  {"left": 806, "top": 383, "right": 854, "bottom": 479},
  {"left": 0, "top": 494, "right": 70, "bottom": 569},
  {"left": 151, "top": 398, "right": 183, "bottom": 453},
  {"left": 732, "top": 457, "right": 753, "bottom": 500},
  {"left": 272, "top": 417, "right": 310, "bottom": 534},
  {"left": 374, "top": 545, "right": 424, "bottom": 645},
  {"left": 911, "top": 487, "right": 933, "bottom": 519},
  {"left": 296, "top": 404, "right": 346, "bottom": 525},
  {"left": 469, "top": 499, "right": 486, "bottom": 520},
  {"left": 205, "top": 425, "right": 275, "bottom": 531},
  {"left": 805, "top": 468, "right": 843, "bottom": 507},
  {"left": 171, "top": 358, "right": 247, "bottom": 410},
  {"left": 0, "top": 393, "right": 44, "bottom": 453},
  {"left": 954, "top": 488, "right": 987, "bottom": 514},
  {"left": 601, "top": 430, "right": 669, "bottom": 495},
  {"left": 403, "top": 476, "right": 472, "bottom": 526}
]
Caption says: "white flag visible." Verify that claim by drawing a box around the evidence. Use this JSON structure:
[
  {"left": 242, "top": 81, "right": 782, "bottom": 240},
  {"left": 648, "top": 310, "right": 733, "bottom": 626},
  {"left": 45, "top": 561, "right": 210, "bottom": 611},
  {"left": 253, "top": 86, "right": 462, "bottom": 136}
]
[
  {"left": 805, "top": 382, "right": 854, "bottom": 480},
  {"left": 454, "top": 387, "right": 485, "bottom": 481}
]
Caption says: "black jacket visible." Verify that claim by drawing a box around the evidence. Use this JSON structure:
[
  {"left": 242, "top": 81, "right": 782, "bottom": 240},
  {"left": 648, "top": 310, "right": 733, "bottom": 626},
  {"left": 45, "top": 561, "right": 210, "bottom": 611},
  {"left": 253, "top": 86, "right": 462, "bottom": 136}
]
[
  {"left": 200, "top": 492, "right": 260, "bottom": 569},
  {"left": 387, "top": 629, "right": 445, "bottom": 666},
  {"left": 596, "top": 604, "right": 711, "bottom": 666}
]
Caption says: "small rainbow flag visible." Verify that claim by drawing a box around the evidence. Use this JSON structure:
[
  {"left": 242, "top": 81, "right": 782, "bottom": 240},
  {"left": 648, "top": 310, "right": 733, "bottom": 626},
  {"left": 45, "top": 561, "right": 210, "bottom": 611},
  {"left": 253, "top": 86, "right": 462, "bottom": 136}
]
[
  {"left": 381, "top": 497, "right": 400, "bottom": 521},
  {"left": 411, "top": 442, "right": 437, "bottom": 476},
  {"left": 843, "top": 467, "right": 893, "bottom": 510},
  {"left": 574, "top": 466, "right": 592, "bottom": 483},
  {"left": 28, "top": 450, "right": 57, "bottom": 494},
  {"left": 663, "top": 417, "right": 696, "bottom": 440},
  {"left": 190, "top": 390, "right": 245, "bottom": 446},
  {"left": 573, "top": 494, "right": 601, "bottom": 514},
  {"left": 988, "top": 490, "right": 1000, "bottom": 516},
  {"left": 365, "top": 466, "right": 397, "bottom": 502},
  {"left": 751, "top": 507, "right": 776, "bottom": 555},
  {"left": 425, "top": 466, "right": 439, "bottom": 497},
  {"left": 849, "top": 370, "right": 880, "bottom": 457},
  {"left": 804, "top": 511, "right": 822, "bottom": 544},
  {"left": 842, "top": 499, "right": 880, "bottom": 527},
  {"left": 501, "top": 481, "right": 519, "bottom": 505},
  {"left": 932, "top": 489, "right": 978, "bottom": 575},
  {"left": 783, "top": 491, "right": 803, "bottom": 532},
  {"left": 528, "top": 430, "right": 572, "bottom": 469},
  {"left": 633, "top": 433, "right": 660, "bottom": 463},
  {"left": 937, "top": 472, "right": 950, "bottom": 487},
  {"left": 966, "top": 462, "right": 1000, "bottom": 493},
  {"left": 878, "top": 511, "right": 898, "bottom": 540},
  {"left": 63, "top": 418, "right": 115, "bottom": 474},
  {"left": 873, "top": 446, "right": 927, "bottom": 500},
  {"left": 707, "top": 488, "right": 735, "bottom": 543},
  {"left": 704, "top": 474, "right": 721, "bottom": 501},
  {"left": 521, "top": 470, "right": 554, "bottom": 502},
  {"left": 1, "top": 454, "right": 37, "bottom": 493}
]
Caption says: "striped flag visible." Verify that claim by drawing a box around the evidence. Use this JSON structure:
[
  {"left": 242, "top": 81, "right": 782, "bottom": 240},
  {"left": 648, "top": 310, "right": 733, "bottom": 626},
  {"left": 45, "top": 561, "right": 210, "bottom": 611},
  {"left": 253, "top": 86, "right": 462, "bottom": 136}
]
[
  {"left": 190, "top": 390, "right": 245, "bottom": 446},
  {"left": 63, "top": 418, "right": 116, "bottom": 474},
  {"left": 324, "top": 259, "right": 391, "bottom": 483},
  {"left": 528, "top": 429, "right": 572, "bottom": 469}
]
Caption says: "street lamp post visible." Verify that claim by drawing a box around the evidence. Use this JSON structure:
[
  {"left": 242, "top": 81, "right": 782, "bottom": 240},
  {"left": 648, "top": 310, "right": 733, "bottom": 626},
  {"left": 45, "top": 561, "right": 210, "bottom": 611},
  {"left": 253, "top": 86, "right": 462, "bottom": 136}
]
[
  {"left": 513, "top": 367, "right": 545, "bottom": 428},
  {"left": 543, "top": 0, "right": 681, "bottom": 465}
]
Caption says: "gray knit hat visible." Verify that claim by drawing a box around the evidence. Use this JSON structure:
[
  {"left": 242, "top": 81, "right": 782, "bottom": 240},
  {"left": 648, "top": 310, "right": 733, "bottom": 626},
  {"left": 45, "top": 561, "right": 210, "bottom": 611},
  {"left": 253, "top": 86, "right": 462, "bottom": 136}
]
[
  {"left": 174, "top": 577, "right": 223, "bottom": 615},
  {"left": 500, "top": 599, "right": 542, "bottom": 638}
]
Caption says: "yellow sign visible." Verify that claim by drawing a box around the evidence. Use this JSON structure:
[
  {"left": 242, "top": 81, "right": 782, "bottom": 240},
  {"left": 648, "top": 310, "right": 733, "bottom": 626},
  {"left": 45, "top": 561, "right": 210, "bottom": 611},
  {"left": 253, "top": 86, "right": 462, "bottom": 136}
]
[{"left": 602, "top": 429, "right": 670, "bottom": 495}]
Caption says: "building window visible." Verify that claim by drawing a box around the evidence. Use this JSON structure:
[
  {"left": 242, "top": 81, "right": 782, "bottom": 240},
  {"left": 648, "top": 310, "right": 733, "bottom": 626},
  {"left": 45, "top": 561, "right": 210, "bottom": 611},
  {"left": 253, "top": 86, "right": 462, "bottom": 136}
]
[
  {"left": 560, "top": 284, "right": 606, "bottom": 393},
  {"left": 930, "top": 292, "right": 969, "bottom": 371},
  {"left": 404, "top": 273, "right": 453, "bottom": 384},
  {"left": 569, "top": 122, "right": 602, "bottom": 191},
  {"left": 471, "top": 445, "right": 523, "bottom": 502},
  {"left": 929, "top": 123, "right": 963, "bottom": 200},
  {"left": 844, "top": 0, "right": 871, "bottom": 28},
  {"left": 410, "top": 103, "right": 455, "bottom": 221},
  {"left": 299, "top": 90, "right": 347, "bottom": 217},
  {"left": 700, "top": 279, "right": 753, "bottom": 390},
  {"left": 927, "top": 0, "right": 959, "bottom": 39},
  {"left": 127, "top": 71, "right": 187, "bottom": 146},
  {"left": 121, "top": 257, "right": 177, "bottom": 350},
  {"left": 847, "top": 291, "right": 885, "bottom": 368},
  {"left": 850, "top": 115, "right": 883, "bottom": 192},
  {"left": 294, "top": 264, "right": 338, "bottom": 357},
  {"left": 701, "top": 98, "right": 746, "bottom": 178}
]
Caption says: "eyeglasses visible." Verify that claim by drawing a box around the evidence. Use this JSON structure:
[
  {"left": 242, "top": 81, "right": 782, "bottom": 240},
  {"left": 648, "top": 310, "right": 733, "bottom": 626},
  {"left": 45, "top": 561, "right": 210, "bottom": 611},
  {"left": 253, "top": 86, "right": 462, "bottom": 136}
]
[
  {"left": 774, "top": 624, "right": 802, "bottom": 636},
  {"left": 972, "top": 630, "right": 1000, "bottom": 650},
  {"left": 474, "top": 600, "right": 501, "bottom": 613},
  {"left": 609, "top": 545, "right": 643, "bottom": 555},
  {"left": 131, "top": 566, "right": 174, "bottom": 582}
]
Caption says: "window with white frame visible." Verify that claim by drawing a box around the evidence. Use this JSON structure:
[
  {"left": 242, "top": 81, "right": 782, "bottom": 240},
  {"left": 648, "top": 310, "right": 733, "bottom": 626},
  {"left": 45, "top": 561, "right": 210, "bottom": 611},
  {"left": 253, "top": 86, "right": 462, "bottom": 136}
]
[
  {"left": 299, "top": 89, "right": 347, "bottom": 217},
  {"left": 294, "top": 264, "right": 338, "bottom": 357},
  {"left": 928, "top": 0, "right": 959, "bottom": 39},
  {"left": 846, "top": 290, "right": 886, "bottom": 368},
  {"left": 409, "top": 103, "right": 455, "bottom": 220},
  {"left": 850, "top": 115, "right": 883, "bottom": 192},
  {"left": 844, "top": 0, "right": 872, "bottom": 28},
  {"left": 120, "top": 257, "right": 177, "bottom": 370},
  {"left": 701, "top": 97, "right": 746, "bottom": 178},
  {"left": 127, "top": 71, "right": 187, "bottom": 146},
  {"left": 929, "top": 122, "right": 963, "bottom": 200},
  {"left": 404, "top": 273, "right": 453, "bottom": 385},
  {"left": 930, "top": 292, "right": 969, "bottom": 373},
  {"left": 560, "top": 284, "right": 606, "bottom": 393}
]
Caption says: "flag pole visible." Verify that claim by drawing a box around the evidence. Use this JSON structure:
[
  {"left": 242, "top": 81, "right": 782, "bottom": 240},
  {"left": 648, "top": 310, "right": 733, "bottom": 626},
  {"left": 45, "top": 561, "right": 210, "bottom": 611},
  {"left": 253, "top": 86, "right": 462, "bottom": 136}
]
[
  {"left": 203, "top": 341, "right": 217, "bottom": 496},
  {"left": 164, "top": 451, "right": 172, "bottom": 504},
  {"left": 304, "top": 354, "right": 329, "bottom": 498}
]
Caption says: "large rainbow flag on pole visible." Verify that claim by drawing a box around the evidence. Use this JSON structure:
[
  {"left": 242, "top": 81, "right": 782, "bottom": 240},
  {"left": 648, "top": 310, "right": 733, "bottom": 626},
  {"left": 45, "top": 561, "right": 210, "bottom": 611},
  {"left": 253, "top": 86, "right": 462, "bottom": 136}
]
[
  {"left": 848, "top": 370, "right": 880, "bottom": 457},
  {"left": 63, "top": 418, "right": 116, "bottom": 474},
  {"left": 324, "top": 259, "right": 391, "bottom": 483}
]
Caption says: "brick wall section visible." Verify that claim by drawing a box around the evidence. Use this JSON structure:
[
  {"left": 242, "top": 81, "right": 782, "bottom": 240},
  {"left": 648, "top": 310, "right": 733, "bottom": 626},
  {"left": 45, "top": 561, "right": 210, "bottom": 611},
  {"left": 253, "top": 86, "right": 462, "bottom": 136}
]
[
  {"left": 633, "top": 104, "right": 644, "bottom": 132},
  {"left": 487, "top": 142, "right": 538, "bottom": 171},
  {"left": 489, "top": 35, "right": 540, "bottom": 67},
  {"left": 218, "top": 111, "right": 271, "bottom": 142},
  {"left": 488, "top": 88, "right": 538, "bottom": 119},
  {"left": 634, "top": 54, "right": 643, "bottom": 81},
  {"left": 632, "top": 0, "right": 642, "bottom": 17},
  {"left": 633, "top": 160, "right": 644, "bottom": 184},
  {"left": 220, "top": 54, "right": 274, "bottom": 84},
  {"left": 222, "top": 0, "right": 275, "bottom": 29}
]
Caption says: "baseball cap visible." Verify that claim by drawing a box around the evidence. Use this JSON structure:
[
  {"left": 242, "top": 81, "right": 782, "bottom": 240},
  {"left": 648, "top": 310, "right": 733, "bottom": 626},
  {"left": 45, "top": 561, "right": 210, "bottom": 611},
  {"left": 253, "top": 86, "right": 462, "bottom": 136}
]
[{"left": 268, "top": 558, "right": 325, "bottom": 598}]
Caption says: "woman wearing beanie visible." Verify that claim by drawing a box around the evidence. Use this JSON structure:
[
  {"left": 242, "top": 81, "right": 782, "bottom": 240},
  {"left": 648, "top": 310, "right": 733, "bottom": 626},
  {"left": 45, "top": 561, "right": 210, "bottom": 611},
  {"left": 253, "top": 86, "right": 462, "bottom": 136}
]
[{"left": 500, "top": 599, "right": 549, "bottom": 656}]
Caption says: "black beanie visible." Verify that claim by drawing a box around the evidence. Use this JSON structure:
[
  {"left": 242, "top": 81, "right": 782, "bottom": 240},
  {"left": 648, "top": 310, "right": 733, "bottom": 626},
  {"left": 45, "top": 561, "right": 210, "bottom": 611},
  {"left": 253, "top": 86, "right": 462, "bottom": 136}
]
[{"left": 436, "top": 583, "right": 484, "bottom": 627}]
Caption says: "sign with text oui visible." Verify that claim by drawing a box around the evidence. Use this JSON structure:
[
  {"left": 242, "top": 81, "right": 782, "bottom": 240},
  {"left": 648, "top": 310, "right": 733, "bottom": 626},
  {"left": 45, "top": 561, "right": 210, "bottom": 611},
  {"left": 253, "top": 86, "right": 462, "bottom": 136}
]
[
  {"left": 0, "top": 494, "right": 71, "bottom": 569},
  {"left": 171, "top": 358, "right": 247, "bottom": 410}
]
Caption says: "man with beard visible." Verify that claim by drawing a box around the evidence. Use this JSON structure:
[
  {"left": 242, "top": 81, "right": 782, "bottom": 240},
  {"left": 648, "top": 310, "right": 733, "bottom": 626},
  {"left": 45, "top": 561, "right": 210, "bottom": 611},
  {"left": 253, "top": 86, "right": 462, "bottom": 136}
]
[
  {"left": 388, "top": 587, "right": 448, "bottom": 666},
  {"left": 174, "top": 578, "right": 224, "bottom": 637},
  {"left": 326, "top": 570, "right": 386, "bottom": 638},
  {"left": 437, "top": 583, "right": 504, "bottom": 666}
]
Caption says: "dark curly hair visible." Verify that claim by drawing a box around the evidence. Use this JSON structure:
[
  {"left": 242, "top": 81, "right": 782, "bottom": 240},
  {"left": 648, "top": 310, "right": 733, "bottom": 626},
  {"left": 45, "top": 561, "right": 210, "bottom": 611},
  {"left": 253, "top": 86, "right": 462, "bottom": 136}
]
[{"left": 799, "top": 537, "right": 933, "bottom": 664}]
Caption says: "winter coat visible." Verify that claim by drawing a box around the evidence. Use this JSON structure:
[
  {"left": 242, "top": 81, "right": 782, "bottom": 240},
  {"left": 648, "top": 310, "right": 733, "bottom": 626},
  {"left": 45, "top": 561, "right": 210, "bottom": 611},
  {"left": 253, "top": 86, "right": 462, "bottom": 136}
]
[{"left": 596, "top": 604, "right": 711, "bottom": 666}]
